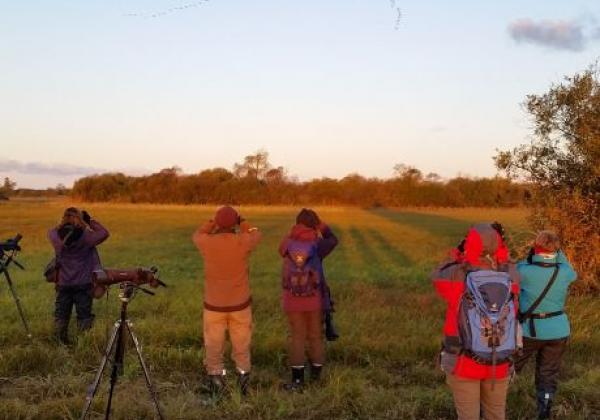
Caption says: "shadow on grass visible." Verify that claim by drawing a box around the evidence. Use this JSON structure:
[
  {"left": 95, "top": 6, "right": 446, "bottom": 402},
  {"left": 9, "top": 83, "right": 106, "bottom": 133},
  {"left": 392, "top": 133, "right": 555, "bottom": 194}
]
[
  {"left": 365, "top": 228, "right": 412, "bottom": 267},
  {"left": 368, "top": 208, "right": 471, "bottom": 243},
  {"left": 347, "top": 227, "right": 414, "bottom": 289}
]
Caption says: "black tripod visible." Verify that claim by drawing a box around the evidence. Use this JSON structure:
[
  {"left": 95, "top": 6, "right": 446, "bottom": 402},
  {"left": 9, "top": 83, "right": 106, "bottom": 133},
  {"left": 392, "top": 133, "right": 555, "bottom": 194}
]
[
  {"left": 0, "top": 245, "right": 32, "bottom": 338},
  {"left": 80, "top": 282, "right": 164, "bottom": 420}
]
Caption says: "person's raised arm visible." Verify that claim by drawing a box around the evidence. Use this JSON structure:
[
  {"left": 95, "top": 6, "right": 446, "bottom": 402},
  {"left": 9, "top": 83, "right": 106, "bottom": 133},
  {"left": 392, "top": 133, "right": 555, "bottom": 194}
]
[
  {"left": 83, "top": 215, "right": 110, "bottom": 247},
  {"left": 556, "top": 250, "right": 578, "bottom": 283},
  {"left": 192, "top": 220, "right": 216, "bottom": 251},
  {"left": 317, "top": 223, "right": 338, "bottom": 259},
  {"left": 239, "top": 220, "right": 262, "bottom": 252}
]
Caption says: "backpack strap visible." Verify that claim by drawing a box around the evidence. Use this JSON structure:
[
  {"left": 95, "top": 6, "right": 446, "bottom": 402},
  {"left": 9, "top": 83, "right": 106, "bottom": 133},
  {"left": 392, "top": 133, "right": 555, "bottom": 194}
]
[{"left": 518, "top": 263, "right": 561, "bottom": 338}]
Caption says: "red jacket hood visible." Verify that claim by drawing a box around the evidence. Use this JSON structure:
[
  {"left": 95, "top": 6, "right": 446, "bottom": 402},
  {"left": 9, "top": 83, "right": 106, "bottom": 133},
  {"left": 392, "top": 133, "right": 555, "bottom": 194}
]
[
  {"left": 289, "top": 224, "right": 319, "bottom": 241},
  {"left": 464, "top": 223, "right": 509, "bottom": 266}
]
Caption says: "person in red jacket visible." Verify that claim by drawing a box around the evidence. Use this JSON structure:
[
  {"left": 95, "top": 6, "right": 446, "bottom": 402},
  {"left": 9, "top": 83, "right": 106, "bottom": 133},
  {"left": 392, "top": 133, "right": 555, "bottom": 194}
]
[{"left": 432, "top": 222, "right": 519, "bottom": 420}]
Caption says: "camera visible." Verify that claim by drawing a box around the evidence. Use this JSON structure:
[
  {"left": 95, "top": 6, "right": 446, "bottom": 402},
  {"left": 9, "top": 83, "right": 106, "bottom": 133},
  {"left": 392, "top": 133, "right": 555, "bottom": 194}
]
[
  {"left": 0, "top": 234, "right": 22, "bottom": 258},
  {"left": 92, "top": 266, "right": 166, "bottom": 298}
]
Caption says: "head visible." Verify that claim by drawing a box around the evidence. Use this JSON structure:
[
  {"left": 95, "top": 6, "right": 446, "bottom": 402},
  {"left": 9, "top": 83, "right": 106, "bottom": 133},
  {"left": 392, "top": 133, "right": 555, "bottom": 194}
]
[
  {"left": 214, "top": 206, "right": 239, "bottom": 231},
  {"left": 61, "top": 207, "right": 85, "bottom": 228},
  {"left": 534, "top": 231, "right": 560, "bottom": 254},
  {"left": 57, "top": 208, "right": 85, "bottom": 246},
  {"left": 296, "top": 208, "right": 320, "bottom": 229}
]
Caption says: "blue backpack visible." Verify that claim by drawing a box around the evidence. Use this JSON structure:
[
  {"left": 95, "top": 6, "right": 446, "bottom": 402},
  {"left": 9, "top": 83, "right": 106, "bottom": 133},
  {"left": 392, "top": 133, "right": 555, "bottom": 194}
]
[
  {"left": 458, "top": 270, "right": 519, "bottom": 366},
  {"left": 282, "top": 240, "right": 321, "bottom": 297}
]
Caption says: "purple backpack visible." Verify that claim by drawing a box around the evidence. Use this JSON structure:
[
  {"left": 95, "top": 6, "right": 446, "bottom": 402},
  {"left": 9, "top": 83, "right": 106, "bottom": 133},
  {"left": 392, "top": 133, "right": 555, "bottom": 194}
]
[{"left": 282, "top": 240, "right": 321, "bottom": 297}]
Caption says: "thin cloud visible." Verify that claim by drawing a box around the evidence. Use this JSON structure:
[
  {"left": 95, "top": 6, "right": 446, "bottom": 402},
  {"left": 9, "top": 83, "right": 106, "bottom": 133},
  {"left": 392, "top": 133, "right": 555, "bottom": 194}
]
[
  {"left": 0, "top": 159, "right": 104, "bottom": 177},
  {"left": 508, "top": 19, "right": 585, "bottom": 51}
]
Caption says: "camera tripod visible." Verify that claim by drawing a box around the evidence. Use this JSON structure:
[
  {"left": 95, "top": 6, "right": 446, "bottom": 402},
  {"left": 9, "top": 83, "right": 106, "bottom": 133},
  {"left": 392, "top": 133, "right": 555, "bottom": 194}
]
[
  {"left": 80, "top": 282, "right": 164, "bottom": 420},
  {"left": 0, "top": 247, "right": 32, "bottom": 338}
]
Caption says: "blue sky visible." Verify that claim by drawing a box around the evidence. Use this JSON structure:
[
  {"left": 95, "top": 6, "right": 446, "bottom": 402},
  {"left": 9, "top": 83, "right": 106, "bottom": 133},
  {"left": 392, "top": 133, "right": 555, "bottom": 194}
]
[{"left": 2, "top": 0, "right": 599, "bottom": 188}]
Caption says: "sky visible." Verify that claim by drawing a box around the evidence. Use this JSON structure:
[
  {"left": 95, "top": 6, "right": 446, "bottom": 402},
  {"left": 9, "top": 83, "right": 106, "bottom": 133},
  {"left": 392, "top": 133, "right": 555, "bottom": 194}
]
[{"left": 1, "top": 0, "right": 600, "bottom": 188}]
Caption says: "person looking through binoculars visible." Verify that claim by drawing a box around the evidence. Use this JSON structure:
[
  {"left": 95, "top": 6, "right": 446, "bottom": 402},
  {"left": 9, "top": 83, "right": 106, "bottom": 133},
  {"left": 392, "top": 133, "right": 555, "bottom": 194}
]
[
  {"left": 192, "top": 206, "right": 261, "bottom": 395},
  {"left": 48, "top": 207, "right": 110, "bottom": 344}
]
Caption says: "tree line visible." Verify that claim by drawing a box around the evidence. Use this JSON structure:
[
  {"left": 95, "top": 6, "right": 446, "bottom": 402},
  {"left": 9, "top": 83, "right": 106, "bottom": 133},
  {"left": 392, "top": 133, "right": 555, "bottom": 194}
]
[{"left": 70, "top": 154, "right": 528, "bottom": 207}]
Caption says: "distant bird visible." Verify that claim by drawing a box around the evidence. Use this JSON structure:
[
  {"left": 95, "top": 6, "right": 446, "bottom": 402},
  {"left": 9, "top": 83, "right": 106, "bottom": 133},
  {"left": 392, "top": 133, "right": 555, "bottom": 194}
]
[
  {"left": 388, "top": 0, "right": 402, "bottom": 30},
  {"left": 123, "top": 0, "right": 209, "bottom": 19},
  {"left": 395, "top": 7, "right": 402, "bottom": 30}
]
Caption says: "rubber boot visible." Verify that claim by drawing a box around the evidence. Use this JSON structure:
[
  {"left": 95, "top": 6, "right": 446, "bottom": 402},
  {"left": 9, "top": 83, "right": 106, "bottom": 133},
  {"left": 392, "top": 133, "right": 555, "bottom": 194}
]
[
  {"left": 309, "top": 364, "right": 323, "bottom": 382},
  {"left": 237, "top": 371, "right": 250, "bottom": 396},
  {"left": 536, "top": 390, "right": 553, "bottom": 420},
  {"left": 324, "top": 312, "right": 339, "bottom": 341},
  {"left": 208, "top": 372, "right": 226, "bottom": 396},
  {"left": 54, "top": 319, "right": 70, "bottom": 345},
  {"left": 282, "top": 367, "right": 305, "bottom": 392}
]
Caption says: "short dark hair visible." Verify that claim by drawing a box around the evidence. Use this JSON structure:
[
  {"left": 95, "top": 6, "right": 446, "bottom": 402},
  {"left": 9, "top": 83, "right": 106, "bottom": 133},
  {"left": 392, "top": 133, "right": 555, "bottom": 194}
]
[{"left": 296, "top": 208, "right": 319, "bottom": 228}]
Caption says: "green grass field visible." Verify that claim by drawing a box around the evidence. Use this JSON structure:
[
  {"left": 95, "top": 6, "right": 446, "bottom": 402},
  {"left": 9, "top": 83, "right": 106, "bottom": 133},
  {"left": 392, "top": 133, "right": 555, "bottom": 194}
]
[{"left": 0, "top": 201, "right": 598, "bottom": 419}]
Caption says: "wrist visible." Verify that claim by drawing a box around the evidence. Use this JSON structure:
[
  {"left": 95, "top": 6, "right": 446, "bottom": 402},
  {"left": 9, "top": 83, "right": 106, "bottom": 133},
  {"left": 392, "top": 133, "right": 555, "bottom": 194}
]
[{"left": 239, "top": 221, "right": 252, "bottom": 233}]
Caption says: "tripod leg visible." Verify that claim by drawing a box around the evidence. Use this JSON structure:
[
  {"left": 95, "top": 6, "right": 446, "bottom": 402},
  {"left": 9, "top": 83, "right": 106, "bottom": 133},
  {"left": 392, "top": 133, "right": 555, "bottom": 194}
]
[
  {"left": 80, "top": 320, "right": 120, "bottom": 420},
  {"left": 104, "top": 319, "right": 127, "bottom": 420},
  {"left": 126, "top": 321, "right": 165, "bottom": 420},
  {"left": 3, "top": 271, "right": 32, "bottom": 338}
]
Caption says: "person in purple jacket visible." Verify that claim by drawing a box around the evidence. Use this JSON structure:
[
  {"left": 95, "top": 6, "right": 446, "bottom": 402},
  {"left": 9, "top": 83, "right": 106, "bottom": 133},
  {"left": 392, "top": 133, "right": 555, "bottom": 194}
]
[
  {"left": 279, "top": 208, "right": 338, "bottom": 391},
  {"left": 48, "top": 207, "right": 109, "bottom": 344}
]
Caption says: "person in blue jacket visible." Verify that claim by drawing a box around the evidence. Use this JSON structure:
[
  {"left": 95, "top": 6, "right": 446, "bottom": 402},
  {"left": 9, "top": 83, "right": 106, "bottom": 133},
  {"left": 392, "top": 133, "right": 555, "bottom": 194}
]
[{"left": 515, "top": 231, "right": 577, "bottom": 420}]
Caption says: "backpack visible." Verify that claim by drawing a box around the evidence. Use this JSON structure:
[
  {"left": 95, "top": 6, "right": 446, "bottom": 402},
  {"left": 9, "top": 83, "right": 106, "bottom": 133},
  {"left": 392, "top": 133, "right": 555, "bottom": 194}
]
[
  {"left": 458, "top": 269, "right": 519, "bottom": 367},
  {"left": 282, "top": 240, "right": 321, "bottom": 297}
]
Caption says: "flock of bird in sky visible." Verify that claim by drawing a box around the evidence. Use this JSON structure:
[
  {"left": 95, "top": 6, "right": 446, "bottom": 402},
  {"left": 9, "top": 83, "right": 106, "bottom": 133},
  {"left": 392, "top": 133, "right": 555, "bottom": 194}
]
[{"left": 123, "top": 0, "right": 403, "bottom": 30}]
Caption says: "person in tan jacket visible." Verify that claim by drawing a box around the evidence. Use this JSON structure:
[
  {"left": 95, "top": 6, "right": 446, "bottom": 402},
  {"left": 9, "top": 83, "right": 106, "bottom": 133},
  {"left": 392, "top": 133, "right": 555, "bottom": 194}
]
[{"left": 192, "top": 206, "right": 261, "bottom": 395}]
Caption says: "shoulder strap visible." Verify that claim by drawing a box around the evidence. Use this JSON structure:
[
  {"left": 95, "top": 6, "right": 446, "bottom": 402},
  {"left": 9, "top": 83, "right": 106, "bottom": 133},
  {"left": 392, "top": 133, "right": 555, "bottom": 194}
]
[{"left": 518, "top": 264, "right": 560, "bottom": 321}]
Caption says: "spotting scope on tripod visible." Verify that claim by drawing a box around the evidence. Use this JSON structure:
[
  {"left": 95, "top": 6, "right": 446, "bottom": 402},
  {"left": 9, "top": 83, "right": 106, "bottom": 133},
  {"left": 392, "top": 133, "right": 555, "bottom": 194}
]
[
  {"left": 0, "top": 233, "right": 32, "bottom": 338},
  {"left": 80, "top": 269, "right": 167, "bottom": 420}
]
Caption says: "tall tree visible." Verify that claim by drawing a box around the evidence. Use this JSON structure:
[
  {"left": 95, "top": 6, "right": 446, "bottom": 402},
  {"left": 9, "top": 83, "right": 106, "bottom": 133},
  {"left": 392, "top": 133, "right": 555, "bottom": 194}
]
[
  {"left": 496, "top": 64, "right": 600, "bottom": 291},
  {"left": 0, "top": 177, "right": 17, "bottom": 198},
  {"left": 234, "top": 150, "right": 271, "bottom": 181}
]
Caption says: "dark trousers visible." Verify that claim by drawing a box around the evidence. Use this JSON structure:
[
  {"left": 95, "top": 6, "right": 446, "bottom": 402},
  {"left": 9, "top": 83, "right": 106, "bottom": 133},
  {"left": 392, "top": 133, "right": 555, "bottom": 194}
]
[
  {"left": 55, "top": 284, "right": 94, "bottom": 330},
  {"left": 514, "top": 337, "right": 568, "bottom": 394}
]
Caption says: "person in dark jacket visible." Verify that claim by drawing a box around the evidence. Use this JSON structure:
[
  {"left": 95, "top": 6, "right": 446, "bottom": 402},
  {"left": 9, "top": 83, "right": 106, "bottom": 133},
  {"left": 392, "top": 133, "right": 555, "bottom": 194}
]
[
  {"left": 515, "top": 231, "right": 577, "bottom": 419},
  {"left": 279, "top": 208, "right": 338, "bottom": 391},
  {"left": 432, "top": 223, "right": 519, "bottom": 420},
  {"left": 48, "top": 207, "right": 109, "bottom": 344}
]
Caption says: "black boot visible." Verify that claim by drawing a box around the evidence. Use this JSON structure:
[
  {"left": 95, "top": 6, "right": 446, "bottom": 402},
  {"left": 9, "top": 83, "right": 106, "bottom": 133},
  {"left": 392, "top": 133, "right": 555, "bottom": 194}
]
[
  {"left": 54, "top": 319, "right": 70, "bottom": 345},
  {"left": 324, "top": 312, "right": 339, "bottom": 341},
  {"left": 237, "top": 371, "right": 250, "bottom": 396},
  {"left": 309, "top": 364, "right": 323, "bottom": 382},
  {"left": 208, "top": 373, "right": 226, "bottom": 395},
  {"left": 282, "top": 367, "right": 305, "bottom": 392},
  {"left": 536, "top": 390, "right": 553, "bottom": 420}
]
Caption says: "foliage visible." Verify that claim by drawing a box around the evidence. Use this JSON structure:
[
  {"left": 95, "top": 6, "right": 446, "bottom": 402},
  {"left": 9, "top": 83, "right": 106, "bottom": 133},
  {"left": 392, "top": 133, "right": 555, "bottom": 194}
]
[
  {"left": 72, "top": 155, "right": 528, "bottom": 208},
  {"left": 0, "top": 177, "right": 17, "bottom": 199},
  {"left": 496, "top": 65, "right": 600, "bottom": 291}
]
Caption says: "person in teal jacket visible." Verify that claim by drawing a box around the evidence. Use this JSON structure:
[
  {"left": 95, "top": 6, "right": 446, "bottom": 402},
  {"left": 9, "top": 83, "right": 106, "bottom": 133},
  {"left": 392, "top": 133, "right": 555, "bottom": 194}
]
[{"left": 514, "top": 231, "right": 577, "bottom": 420}]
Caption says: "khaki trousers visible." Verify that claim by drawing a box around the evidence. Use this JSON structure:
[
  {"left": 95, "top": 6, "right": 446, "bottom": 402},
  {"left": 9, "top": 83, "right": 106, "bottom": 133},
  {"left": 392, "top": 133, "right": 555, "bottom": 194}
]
[
  {"left": 446, "top": 374, "right": 509, "bottom": 420},
  {"left": 203, "top": 307, "right": 252, "bottom": 375},
  {"left": 286, "top": 310, "right": 324, "bottom": 367}
]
